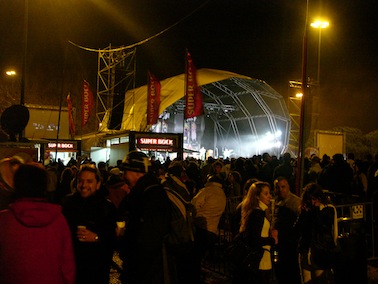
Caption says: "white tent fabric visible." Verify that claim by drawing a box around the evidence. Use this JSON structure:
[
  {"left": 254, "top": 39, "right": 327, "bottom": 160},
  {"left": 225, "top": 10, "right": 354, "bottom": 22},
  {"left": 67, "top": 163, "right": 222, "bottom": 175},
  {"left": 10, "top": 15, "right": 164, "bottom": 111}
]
[{"left": 120, "top": 68, "right": 250, "bottom": 131}]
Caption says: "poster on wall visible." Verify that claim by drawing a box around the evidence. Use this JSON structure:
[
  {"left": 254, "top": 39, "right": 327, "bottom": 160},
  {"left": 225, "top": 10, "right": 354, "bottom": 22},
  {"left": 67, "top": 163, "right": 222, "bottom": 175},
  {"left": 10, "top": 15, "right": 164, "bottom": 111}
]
[{"left": 24, "top": 105, "right": 70, "bottom": 140}]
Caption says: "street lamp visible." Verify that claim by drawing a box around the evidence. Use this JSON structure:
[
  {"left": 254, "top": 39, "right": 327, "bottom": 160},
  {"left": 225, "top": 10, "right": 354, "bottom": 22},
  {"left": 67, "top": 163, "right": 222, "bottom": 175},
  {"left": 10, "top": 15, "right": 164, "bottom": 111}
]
[
  {"left": 21, "top": 0, "right": 29, "bottom": 107},
  {"left": 295, "top": 0, "right": 310, "bottom": 195},
  {"left": 6, "top": 70, "right": 16, "bottom": 76},
  {"left": 6, "top": 70, "right": 17, "bottom": 93},
  {"left": 311, "top": 20, "right": 329, "bottom": 84}
]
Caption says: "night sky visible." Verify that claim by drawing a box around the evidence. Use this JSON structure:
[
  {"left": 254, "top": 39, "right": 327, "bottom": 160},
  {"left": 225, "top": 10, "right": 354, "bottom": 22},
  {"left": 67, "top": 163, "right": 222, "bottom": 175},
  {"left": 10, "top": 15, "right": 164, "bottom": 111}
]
[{"left": 1, "top": 0, "right": 377, "bottom": 133}]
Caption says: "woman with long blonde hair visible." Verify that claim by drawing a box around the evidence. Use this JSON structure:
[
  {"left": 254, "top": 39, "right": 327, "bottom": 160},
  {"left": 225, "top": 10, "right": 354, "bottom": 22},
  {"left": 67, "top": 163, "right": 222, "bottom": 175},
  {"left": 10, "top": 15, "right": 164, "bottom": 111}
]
[{"left": 234, "top": 181, "right": 278, "bottom": 284}]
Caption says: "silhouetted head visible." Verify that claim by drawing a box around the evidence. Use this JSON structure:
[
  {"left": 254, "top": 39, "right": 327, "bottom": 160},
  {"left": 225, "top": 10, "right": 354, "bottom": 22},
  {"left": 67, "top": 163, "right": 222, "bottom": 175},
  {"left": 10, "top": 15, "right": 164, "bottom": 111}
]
[{"left": 14, "top": 164, "right": 48, "bottom": 199}]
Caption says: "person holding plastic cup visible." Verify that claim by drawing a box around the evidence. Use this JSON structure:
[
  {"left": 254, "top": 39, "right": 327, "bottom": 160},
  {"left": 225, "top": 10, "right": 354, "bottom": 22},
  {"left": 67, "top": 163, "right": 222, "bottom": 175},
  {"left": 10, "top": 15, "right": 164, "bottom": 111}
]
[{"left": 62, "top": 165, "right": 117, "bottom": 284}]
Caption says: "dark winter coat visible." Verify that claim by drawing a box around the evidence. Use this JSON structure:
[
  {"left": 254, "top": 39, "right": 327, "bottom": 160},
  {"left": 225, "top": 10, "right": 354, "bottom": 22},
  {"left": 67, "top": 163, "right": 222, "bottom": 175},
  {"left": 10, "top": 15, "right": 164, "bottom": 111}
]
[
  {"left": 62, "top": 192, "right": 117, "bottom": 284},
  {"left": 118, "top": 173, "right": 171, "bottom": 284},
  {"left": 0, "top": 198, "right": 75, "bottom": 284}
]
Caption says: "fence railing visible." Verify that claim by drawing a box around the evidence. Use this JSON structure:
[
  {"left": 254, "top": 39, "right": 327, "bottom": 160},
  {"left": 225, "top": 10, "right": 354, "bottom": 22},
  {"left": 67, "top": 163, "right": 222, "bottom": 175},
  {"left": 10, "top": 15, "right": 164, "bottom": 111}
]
[
  {"left": 202, "top": 197, "right": 377, "bottom": 277},
  {"left": 335, "top": 201, "right": 376, "bottom": 260},
  {"left": 202, "top": 196, "right": 242, "bottom": 277}
]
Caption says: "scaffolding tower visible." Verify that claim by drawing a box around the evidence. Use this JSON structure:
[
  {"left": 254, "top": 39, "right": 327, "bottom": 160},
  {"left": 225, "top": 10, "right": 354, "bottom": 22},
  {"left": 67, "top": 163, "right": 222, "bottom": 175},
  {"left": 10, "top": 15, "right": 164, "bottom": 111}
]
[
  {"left": 96, "top": 45, "right": 136, "bottom": 132},
  {"left": 287, "top": 80, "right": 302, "bottom": 155}
]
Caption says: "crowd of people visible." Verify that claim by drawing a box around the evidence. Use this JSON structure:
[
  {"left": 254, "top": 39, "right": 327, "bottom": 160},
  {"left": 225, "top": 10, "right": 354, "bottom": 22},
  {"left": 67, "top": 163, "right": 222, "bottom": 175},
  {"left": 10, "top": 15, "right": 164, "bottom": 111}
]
[{"left": 0, "top": 150, "right": 377, "bottom": 284}]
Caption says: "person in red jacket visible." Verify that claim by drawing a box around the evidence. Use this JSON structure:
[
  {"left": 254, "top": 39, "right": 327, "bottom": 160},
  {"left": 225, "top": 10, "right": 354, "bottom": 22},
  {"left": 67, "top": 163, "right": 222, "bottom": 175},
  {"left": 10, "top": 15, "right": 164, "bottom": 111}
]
[{"left": 0, "top": 163, "right": 75, "bottom": 284}]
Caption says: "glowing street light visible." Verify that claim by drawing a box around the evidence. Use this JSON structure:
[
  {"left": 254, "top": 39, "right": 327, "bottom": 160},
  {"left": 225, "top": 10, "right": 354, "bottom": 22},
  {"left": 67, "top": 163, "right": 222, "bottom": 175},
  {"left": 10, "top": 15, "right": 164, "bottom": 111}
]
[
  {"left": 311, "top": 20, "right": 329, "bottom": 84},
  {"left": 6, "top": 70, "right": 17, "bottom": 91},
  {"left": 6, "top": 70, "right": 16, "bottom": 76},
  {"left": 310, "top": 20, "right": 329, "bottom": 29}
]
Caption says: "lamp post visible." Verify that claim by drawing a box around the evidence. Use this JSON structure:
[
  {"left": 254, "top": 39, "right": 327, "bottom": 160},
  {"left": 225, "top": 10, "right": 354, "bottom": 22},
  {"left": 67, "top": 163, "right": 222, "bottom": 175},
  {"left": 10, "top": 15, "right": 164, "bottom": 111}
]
[
  {"left": 295, "top": 12, "right": 330, "bottom": 195},
  {"left": 21, "top": 0, "right": 29, "bottom": 107},
  {"left": 295, "top": 0, "right": 309, "bottom": 195},
  {"left": 310, "top": 20, "right": 329, "bottom": 85},
  {"left": 6, "top": 70, "right": 17, "bottom": 95},
  {"left": 309, "top": 20, "right": 329, "bottom": 146},
  {"left": 18, "top": 0, "right": 29, "bottom": 141}
]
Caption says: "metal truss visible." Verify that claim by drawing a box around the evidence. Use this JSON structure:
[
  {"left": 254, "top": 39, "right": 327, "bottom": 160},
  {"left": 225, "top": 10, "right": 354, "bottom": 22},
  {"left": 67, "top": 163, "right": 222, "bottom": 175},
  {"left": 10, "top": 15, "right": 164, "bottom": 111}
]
[
  {"left": 161, "top": 77, "right": 291, "bottom": 157},
  {"left": 201, "top": 84, "right": 242, "bottom": 151},
  {"left": 96, "top": 45, "right": 136, "bottom": 131},
  {"left": 203, "top": 77, "right": 290, "bottom": 155}
]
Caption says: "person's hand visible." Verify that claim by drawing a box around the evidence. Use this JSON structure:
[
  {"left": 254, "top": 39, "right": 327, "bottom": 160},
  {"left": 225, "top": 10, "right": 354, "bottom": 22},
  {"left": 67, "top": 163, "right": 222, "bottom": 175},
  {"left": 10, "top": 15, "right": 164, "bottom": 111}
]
[
  {"left": 77, "top": 227, "right": 98, "bottom": 242},
  {"left": 120, "top": 183, "right": 130, "bottom": 195},
  {"left": 271, "top": 229, "right": 278, "bottom": 245},
  {"left": 116, "top": 221, "right": 126, "bottom": 237}
]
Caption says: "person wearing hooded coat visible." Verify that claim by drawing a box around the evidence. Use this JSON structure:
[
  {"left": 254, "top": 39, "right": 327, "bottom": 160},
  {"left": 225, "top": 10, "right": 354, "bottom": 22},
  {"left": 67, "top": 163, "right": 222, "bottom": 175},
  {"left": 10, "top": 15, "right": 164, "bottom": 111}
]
[{"left": 0, "top": 163, "right": 75, "bottom": 284}]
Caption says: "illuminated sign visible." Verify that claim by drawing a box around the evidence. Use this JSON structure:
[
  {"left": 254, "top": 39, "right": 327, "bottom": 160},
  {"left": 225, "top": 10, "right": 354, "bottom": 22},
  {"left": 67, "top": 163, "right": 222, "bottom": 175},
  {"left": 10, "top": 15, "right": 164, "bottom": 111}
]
[
  {"left": 133, "top": 132, "right": 182, "bottom": 153},
  {"left": 138, "top": 138, "right": 174, "bottom": 146},
  {"left": 47, "top": 142, "right": 75, "bottom": 149}
]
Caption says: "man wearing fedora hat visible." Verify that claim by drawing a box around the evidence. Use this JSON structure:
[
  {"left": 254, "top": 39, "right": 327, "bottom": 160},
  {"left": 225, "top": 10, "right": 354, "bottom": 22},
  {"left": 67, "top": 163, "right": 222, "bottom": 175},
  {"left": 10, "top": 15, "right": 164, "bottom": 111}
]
[{"left": 118, "top": 151, "right": 172, "bottom": 284}]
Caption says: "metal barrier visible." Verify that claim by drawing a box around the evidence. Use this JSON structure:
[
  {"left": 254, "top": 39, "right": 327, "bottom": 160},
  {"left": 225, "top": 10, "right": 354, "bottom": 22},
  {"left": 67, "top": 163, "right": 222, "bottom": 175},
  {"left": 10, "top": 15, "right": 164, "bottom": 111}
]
[
  {"left": 335, "top": 201, "right": 376, "bottom": 260},
  {"left": 202, "top": 196, "right": 242, "bottom": 277},
  {"left": 334, "top": 201, "right": 375, "bottom": 283},
  {"left": 202, "top": 197, "right": 377, "bottom": 277}
]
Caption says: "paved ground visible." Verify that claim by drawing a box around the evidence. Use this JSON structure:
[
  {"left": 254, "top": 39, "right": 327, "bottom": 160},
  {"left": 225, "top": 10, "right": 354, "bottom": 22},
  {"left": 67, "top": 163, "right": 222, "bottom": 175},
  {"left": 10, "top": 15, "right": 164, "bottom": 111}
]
[
  {"left": 203, "top": 262, "right": 378, "bottom": 284},
  {"left": 201, "top": 268, "right": 231, "bottom": 284},
  {"left": 369, "top": 259, "right": 378, "bottom": 284},
  {"left": 109, "top": 252, "right": 378, "bottom": 284}
]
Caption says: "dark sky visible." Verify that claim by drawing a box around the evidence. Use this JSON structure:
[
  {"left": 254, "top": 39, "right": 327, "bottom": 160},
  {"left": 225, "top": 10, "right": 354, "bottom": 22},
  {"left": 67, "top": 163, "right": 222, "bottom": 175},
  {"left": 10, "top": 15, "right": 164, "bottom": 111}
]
[{"left": 1, "top": 0, "right": 377, "bottom": 133}]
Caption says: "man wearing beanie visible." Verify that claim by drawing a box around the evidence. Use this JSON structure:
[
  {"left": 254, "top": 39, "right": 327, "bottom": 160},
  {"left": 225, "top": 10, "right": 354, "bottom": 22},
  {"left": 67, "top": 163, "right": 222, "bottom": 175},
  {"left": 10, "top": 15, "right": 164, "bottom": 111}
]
[{"left": 118, "top": 151, "right": 172, "bottom": 284}]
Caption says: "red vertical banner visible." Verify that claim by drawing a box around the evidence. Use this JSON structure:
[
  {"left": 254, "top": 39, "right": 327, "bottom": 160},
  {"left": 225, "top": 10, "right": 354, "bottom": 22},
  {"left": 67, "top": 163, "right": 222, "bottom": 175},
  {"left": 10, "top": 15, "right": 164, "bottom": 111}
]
[
  {"left": 185, "top": 50, "right": 204, "bottom": 119},
  {"left": 67, "top": 92, "right": 75, "bottom": 136},
  {"left": 147, "top": 71, "right": 161, "bottom": 125},
  {"left": 82, "top": 80, "right": 94, "bottom": 127}
]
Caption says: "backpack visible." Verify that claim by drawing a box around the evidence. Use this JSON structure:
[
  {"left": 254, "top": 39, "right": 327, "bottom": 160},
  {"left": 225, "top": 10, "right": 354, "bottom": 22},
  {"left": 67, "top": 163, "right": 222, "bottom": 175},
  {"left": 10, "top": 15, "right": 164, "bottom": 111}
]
[{"left": 163, "top": 176, "right": 196, "bottom": 248}]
